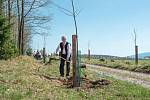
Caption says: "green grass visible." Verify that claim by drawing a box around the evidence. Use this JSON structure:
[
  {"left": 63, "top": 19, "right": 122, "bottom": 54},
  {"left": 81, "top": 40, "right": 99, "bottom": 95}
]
[
  {"left": 82, "top": 58, "right": 150, "bottom": 73},
  {"left": 0, "top": 56, "right": 149, "bottom": 100}
]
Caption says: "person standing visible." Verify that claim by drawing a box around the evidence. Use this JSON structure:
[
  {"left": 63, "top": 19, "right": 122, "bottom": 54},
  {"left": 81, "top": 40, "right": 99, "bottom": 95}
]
[{"left": 56, "top": 36, "right": 71, "bottom": 80}]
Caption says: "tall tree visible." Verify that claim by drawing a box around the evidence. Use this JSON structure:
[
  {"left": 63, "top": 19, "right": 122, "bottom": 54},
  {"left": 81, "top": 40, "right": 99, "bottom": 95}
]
[
  {"left": 0, "top": 13, "right": 18, "bottom": 60},
  {"left": 1, "top": 0, "right": 51, "bottom": 55},
  {"left": 0, "top": 0, "right": 3, "bottom": 15},
  {"left": 7, "top": 0, "right": 11, "bottom": 23},
  {"left": 15, "top": 0, "right": 50, "bottom": 55},
  {"left": 17, "top": 0, "right": 21, "bottom": 52},
  {"left": 21, "top": 0, "right": 24, "bottom": 54}
]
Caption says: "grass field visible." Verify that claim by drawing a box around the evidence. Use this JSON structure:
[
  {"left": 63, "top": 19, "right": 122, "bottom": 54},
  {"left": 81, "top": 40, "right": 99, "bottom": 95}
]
[
  {"left": 0, "top": 56, "right": 150, "bottom": 100},
  {"left": 82, "top": 58, "right": 150, "bottom": 74}
]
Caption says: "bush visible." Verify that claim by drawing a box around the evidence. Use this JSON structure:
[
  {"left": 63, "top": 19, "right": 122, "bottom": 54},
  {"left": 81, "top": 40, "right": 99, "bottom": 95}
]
[
  {"left": 26, "top": 48, "right": 33, "bottom": 56},
  {"left": 0, "top": 40, "right": 18, "bottom": 60},
  {"left": 111, "top": 59, "right": 115, "bottom": 62},
  {"left": 0, "top": 15, "right": 18, "bottom": 60},
  {"left": 125, "top": 61, "right": 130, "bottom": 65},
  {"left": 99, "top": 59, "right": 105, "bottom": 62}
]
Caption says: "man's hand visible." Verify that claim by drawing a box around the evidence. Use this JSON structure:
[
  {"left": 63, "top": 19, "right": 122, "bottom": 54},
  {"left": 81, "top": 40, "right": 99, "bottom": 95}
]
[
  {"left": 67, "top": 56, "right": 70, "bottom": 61},
  {"left": 55, "top": 52, "right": 58, "bottom": 56}
]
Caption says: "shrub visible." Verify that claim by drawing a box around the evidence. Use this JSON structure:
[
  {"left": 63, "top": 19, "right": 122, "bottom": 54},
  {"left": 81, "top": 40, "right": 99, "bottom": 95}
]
[
  {"left": 99, "top": 59, "right": 105, "bottom": 62},
  {"left": 0, "top": 40, "right": 18, "bottom": 60},
  {"left": 26, "top": 48, "right": 33, "bottom": 56},
  {"left": 110, "top": 59, "right": 115, "bottom": 62},
  {"left": 0, "top": 15, "right": 18, "bottom": 60},
  {"left": 125, "top": 61, "right": 130, "bottom": 65}
]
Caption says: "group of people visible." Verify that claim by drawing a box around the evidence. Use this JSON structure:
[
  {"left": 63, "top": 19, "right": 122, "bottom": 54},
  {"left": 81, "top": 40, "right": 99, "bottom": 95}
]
[
  {"left": 33, "top": 50, "right": 49, "bottom": 60},
  {"left": 33, "top": 50, "right": 42, "bottom": 60}
]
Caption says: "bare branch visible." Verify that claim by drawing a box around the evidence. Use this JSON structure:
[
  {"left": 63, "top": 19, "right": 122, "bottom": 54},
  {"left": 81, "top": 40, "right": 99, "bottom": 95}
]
[
  {"left": 75, "top": 9, "right": 82, "bottom": 17},
  {"left": 51, "top": 1, "right": 73, "bottom": 16},
  {"left": 24, "top": 0, "right": 36, "bottom": 18},
  {"left": 31, "top": 0, "right": 49, "bottom": 9}
]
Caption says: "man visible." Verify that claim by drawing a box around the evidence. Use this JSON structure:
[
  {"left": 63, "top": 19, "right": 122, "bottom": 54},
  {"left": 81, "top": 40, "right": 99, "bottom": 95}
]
[{"left": 56, "top": 36, "right": 71, "bottom": 80}]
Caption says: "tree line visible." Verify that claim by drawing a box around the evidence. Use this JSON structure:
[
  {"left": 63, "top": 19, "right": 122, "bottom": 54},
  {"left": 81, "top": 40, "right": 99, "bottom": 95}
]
[{"left": 0, "top": 0, "right": 51, "bottom": 59}]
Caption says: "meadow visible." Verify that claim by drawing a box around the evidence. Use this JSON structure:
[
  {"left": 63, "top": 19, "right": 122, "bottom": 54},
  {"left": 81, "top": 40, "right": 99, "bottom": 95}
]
[
  {"left": 0, "top": 56, "right": 149, "bottom": 100},
  {"left": 82, "top": 58, "right": 150, "bottom": 74}
]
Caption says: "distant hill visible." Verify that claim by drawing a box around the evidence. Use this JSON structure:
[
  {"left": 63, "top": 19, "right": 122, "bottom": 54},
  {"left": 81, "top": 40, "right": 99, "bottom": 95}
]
[
  {"left": 129, "top": 52, "right": 150, "bottom": 59},
  {"left": 82, "top": 52, "right": 150, "bottom": 60}
]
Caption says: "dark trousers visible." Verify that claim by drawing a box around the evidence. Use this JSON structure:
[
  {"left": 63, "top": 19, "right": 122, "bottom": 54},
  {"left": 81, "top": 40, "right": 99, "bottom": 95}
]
[{"left": 60, "top": 54, "right": 70, "bottom": 77}]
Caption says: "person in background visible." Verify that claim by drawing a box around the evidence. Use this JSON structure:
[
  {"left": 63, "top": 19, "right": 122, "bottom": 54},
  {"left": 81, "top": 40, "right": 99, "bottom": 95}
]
[{"left": 56, "top": 36, "right": 71, "bottom": 80}]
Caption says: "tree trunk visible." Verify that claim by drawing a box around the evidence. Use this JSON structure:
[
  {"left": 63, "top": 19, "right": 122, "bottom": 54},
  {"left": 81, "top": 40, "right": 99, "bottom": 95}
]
[
  {"left": 21, "top": 0, "right": 24, "bottom": 55},
  {"left": 17, "top": 0, "right": 21, "bottom": 54},
  {"left": 0, "top": 0, "right": 3, "bottom": 15},
  {"left": 8, "top": 0, "right": 11, "bottom": 23},
  {"left": 71, "top": 0, "right": 78, "bottom": 55}
]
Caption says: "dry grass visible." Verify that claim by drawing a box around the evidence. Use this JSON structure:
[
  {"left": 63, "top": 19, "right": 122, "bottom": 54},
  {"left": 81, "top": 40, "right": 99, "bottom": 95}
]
[{"left": 0, "top": 56, "right": 149, "bottom": 100}]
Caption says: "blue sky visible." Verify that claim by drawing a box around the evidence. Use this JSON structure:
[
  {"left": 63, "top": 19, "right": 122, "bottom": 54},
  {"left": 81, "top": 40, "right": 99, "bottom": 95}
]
[{"left": 32, "top": 0, "right": 150, "bottom": 57}]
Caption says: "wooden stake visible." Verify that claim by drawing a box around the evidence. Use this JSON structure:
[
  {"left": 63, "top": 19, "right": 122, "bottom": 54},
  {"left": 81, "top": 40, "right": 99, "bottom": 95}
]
[
  {"left": 135, "top": 46, "right": 138, "bottom": 65},
  {"left": 72, "top": 35, "right": 80, "bottom": 87},
  {"left": 43, "top": 47, "right": 46, "bottom": 63},
  {"left": 88, "top": 49, "right": 90, "bottom": 60}
]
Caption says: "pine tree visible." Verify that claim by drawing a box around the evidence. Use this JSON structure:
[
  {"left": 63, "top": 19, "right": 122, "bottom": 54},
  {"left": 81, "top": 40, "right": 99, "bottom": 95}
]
[{"left": 0, "top": 15, "right": 18, "bottom": 60}]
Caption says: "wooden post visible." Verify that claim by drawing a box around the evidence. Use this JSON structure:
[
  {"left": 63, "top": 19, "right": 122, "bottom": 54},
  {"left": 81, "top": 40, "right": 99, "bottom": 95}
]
[
  {"left": 88, "top": 49, "right": 90, "bottom": 60},
  {"left": 43, "top": 47, "right": 46, "bottom": 63},
  {"left": 72, "top": 35, "right": 80, "bottom": 87},
  {"left": 134, "top": 29, "right": 138, "bottom": 65},
  {"left": 88, "top": 41, "right": 90, "bottom": 60},
  {"left": 135, "top": 46, "right": 138, "bottom": 65}
]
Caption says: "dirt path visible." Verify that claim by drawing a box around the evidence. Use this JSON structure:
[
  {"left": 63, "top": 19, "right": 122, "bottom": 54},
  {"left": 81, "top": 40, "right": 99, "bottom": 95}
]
[{"left": 85, "top": 64, "right": 150, "bottom": 88}]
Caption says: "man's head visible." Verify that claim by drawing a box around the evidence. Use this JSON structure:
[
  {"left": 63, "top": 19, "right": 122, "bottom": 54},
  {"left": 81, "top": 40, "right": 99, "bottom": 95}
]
[{"left": 61, "top": 36, "right": 67, "bottom": 43}]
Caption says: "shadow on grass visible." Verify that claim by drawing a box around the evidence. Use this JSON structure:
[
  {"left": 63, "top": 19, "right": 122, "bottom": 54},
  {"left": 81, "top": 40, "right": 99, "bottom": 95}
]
[{"left": 35, "top": 73, "right": 111, "bottom": 89}]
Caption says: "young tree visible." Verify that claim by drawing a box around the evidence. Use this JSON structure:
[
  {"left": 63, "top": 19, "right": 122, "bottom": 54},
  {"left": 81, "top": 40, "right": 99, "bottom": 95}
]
[
  {"left": 134, "top": 29, "right": 138, "bottom": 65},
  {"left": 51, "top": 0, "right": 81, "bottom": 87}
]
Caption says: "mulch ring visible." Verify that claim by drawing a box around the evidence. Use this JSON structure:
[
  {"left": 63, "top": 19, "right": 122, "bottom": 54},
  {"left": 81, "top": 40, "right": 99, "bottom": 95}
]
[
  {"left": 63, "top": 77, "right": 111, "bottom": 89},
  {"left": 38, "top": 74, "right": 111, "bottom": 89}
]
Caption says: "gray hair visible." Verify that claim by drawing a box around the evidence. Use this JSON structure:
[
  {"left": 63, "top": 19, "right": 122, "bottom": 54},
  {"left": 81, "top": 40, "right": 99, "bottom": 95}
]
[{"left": 61, "top": 36, "right": 67, "bottom": 41}]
